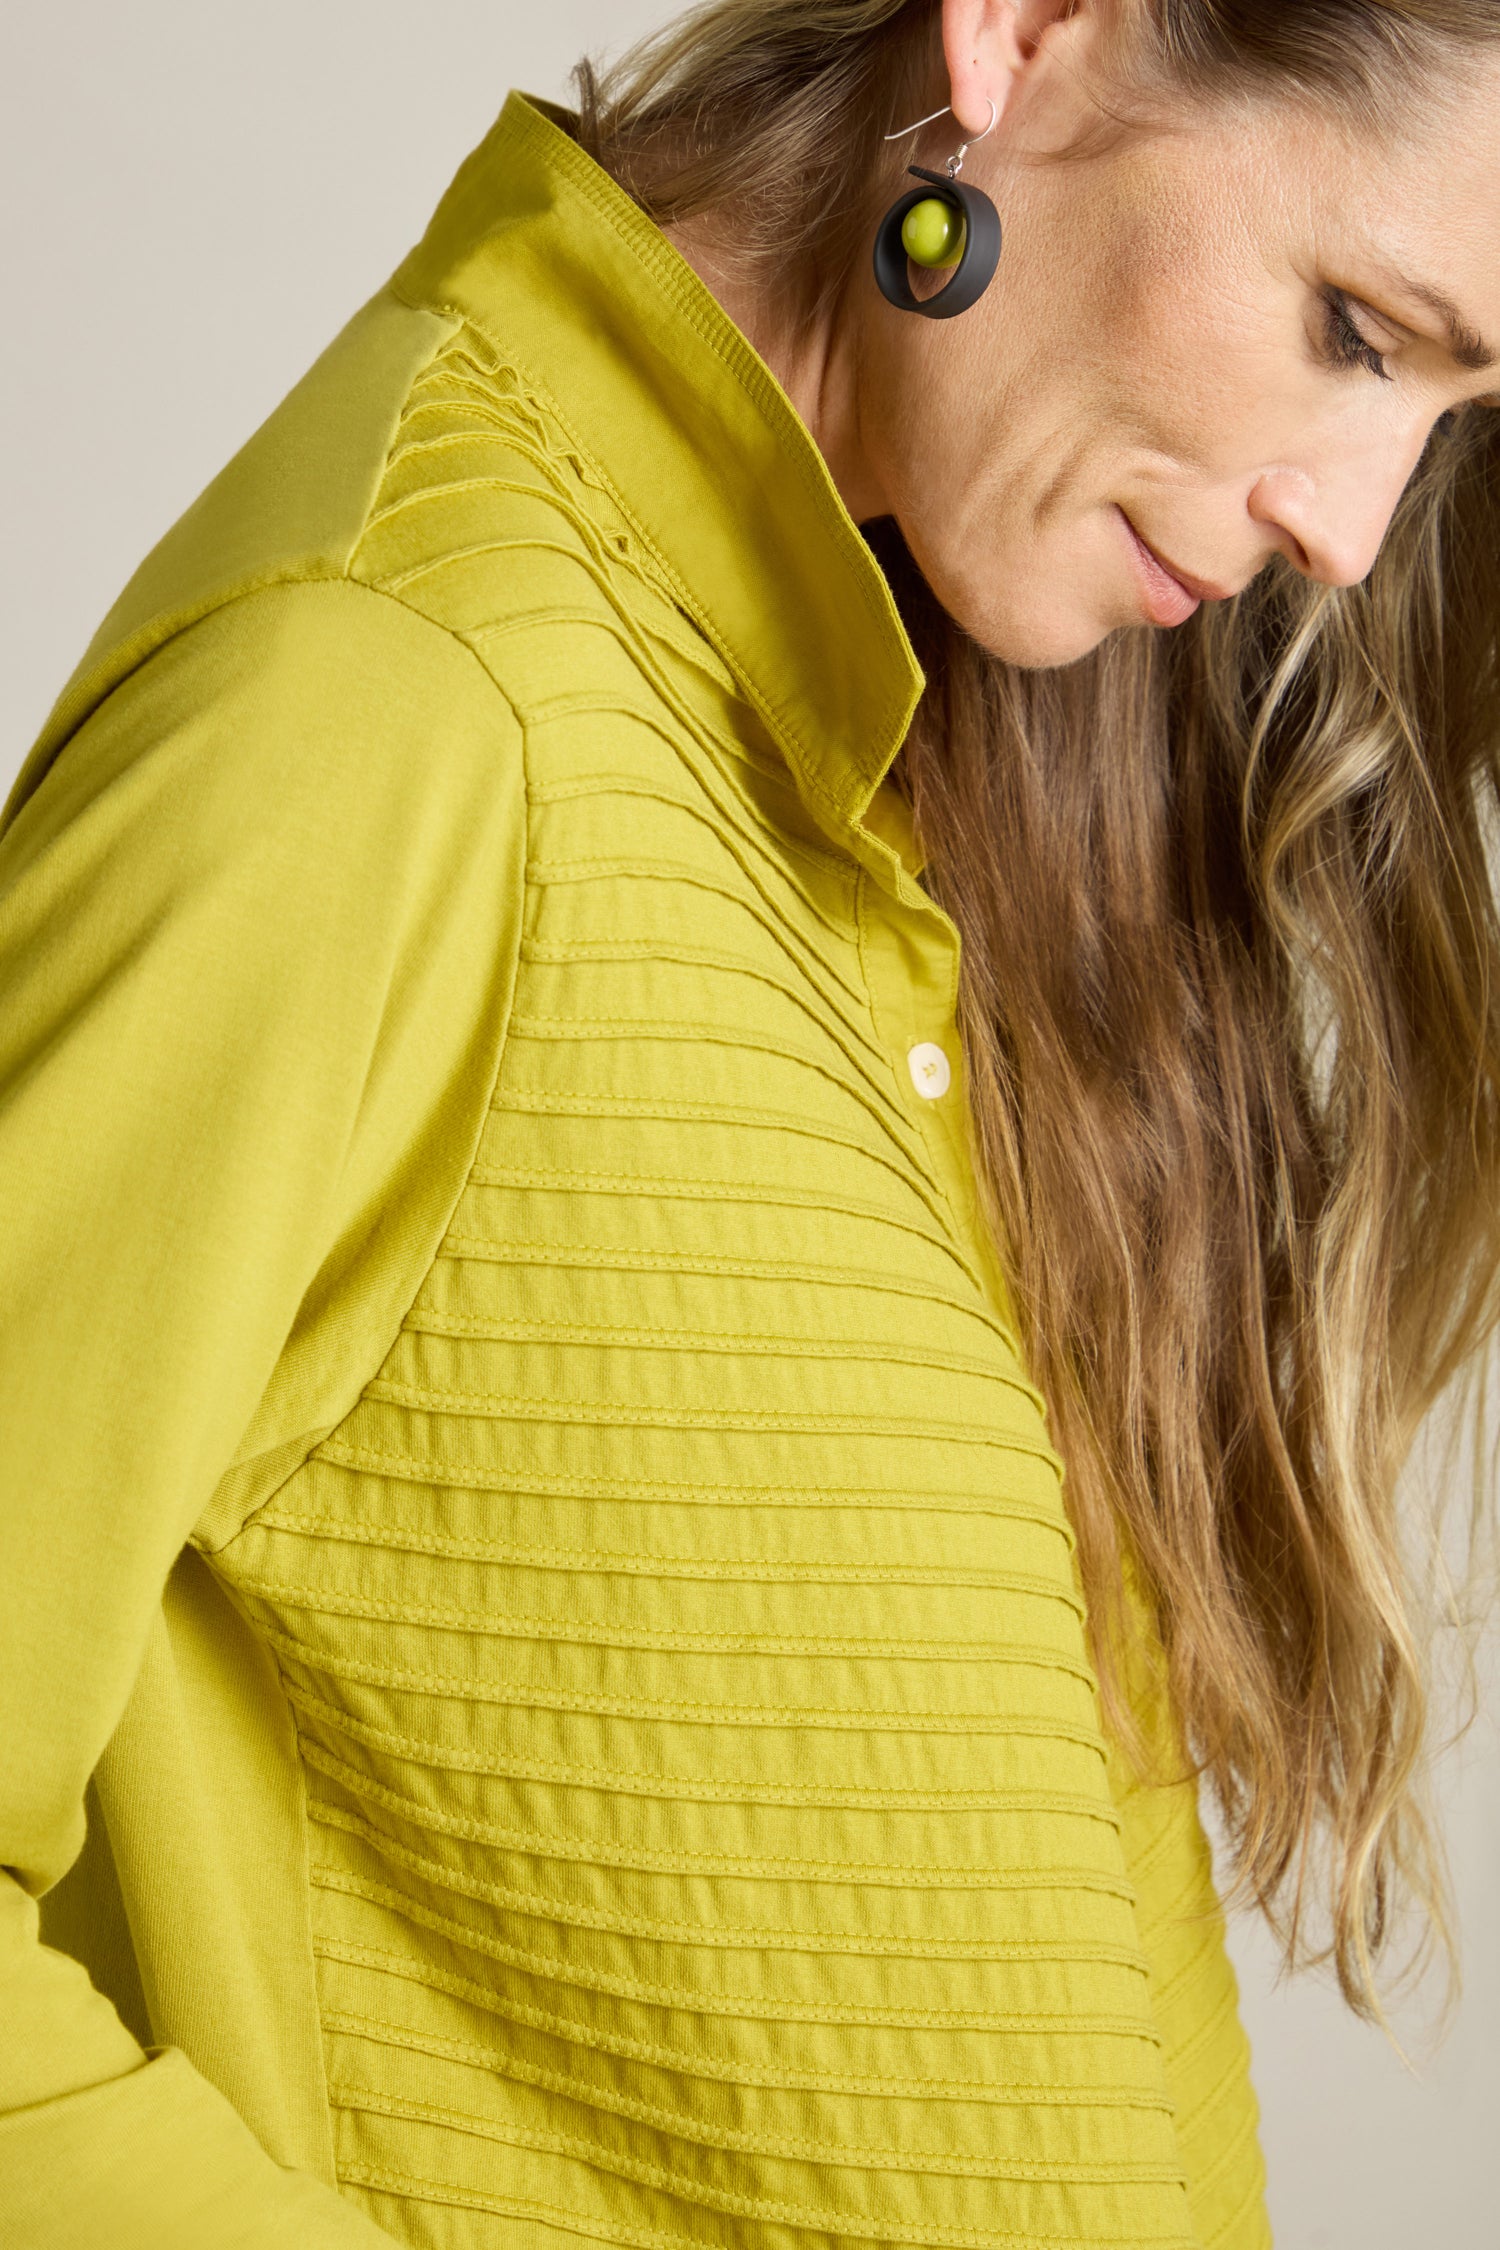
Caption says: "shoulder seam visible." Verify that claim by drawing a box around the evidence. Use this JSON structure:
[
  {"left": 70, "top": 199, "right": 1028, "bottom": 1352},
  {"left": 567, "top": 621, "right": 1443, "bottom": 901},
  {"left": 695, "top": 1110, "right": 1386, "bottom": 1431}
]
[
  {"left": 329, "top": 573, "right": 526, "bottom": 739},
  {"left": 104, "top": 572, "right": 528, "bottom": 744}
]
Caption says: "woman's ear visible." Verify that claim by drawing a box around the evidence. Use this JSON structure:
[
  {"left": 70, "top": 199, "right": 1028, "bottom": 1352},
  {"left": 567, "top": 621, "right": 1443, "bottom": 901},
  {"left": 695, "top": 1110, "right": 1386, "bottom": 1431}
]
[{"left": 942, "top": 0, "right": 1090, "bottom": 135}]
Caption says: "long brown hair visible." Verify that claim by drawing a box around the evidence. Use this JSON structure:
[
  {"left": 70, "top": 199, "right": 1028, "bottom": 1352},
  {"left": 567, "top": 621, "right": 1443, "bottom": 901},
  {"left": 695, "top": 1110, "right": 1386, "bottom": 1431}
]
[{"left": 571, "top": 0, "right": 1500, "bottom": 2028}]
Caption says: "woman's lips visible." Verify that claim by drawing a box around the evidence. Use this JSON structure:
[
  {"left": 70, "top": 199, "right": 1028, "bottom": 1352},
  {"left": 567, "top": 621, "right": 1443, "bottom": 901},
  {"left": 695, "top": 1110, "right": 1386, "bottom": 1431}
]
[{"left": 1117, "top": 507, "right": 1208, "bottom": 627}]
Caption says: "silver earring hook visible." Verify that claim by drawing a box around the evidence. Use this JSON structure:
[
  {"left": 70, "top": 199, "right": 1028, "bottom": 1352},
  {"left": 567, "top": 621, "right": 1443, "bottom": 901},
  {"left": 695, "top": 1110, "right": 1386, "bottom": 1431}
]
[{"left": 882, "top": 95, "right": 998, "bottom": 179}]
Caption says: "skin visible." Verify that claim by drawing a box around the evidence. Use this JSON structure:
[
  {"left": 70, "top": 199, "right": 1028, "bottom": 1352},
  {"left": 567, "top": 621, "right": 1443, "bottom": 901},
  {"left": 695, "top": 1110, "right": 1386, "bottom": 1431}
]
[{"left": 662, "top": 0, "right": 1500, "bottom": 669}]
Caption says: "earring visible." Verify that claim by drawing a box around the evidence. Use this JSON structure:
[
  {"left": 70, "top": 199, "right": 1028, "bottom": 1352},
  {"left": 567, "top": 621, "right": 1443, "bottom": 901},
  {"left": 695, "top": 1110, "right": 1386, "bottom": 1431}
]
[{"left": 872, "top": 98, "right": 1001, "bottom": 319}]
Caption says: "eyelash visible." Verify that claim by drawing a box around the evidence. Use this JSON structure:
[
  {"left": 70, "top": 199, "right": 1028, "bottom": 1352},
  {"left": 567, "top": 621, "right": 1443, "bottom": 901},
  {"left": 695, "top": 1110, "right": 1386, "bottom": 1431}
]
[{"left": 1320, "top": 286, "right": 1392, "bottom": 382}]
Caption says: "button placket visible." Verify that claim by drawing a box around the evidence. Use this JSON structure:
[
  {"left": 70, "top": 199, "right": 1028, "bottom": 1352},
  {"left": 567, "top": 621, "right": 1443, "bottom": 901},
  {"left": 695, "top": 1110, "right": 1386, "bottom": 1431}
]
[{"left": 847, "top": 835, "right": 1023, "bottom": 1330}]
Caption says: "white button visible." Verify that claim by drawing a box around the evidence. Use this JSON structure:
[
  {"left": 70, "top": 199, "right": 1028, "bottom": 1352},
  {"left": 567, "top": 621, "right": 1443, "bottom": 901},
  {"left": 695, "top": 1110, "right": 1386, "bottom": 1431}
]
[{"left": 907, "top": 1041, "right": 951, "bottom": 1099}]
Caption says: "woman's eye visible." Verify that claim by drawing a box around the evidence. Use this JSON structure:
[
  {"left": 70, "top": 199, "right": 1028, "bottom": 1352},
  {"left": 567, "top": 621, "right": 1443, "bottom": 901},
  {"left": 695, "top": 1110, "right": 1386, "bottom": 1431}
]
[{"left": 1320, "top": 286, "right": 1392, "bottom": 382}]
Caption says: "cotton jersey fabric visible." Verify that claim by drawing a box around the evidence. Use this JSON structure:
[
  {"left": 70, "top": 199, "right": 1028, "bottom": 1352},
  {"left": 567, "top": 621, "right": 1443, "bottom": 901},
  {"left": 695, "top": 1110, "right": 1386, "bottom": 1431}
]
[{"left": 0, "top": 88, "right": 1271, "bottom": 2250}]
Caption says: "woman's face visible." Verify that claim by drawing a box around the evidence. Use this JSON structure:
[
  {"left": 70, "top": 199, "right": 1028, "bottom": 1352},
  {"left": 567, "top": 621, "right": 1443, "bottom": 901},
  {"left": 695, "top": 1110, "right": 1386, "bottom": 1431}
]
[{"left": 851, "top": 13, "right": 1500, "bottom": 668}]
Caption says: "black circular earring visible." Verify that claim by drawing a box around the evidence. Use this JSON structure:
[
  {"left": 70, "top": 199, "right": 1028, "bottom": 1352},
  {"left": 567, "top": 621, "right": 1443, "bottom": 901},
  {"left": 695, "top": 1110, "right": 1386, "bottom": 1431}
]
[{"left": 872, "top": 98, "right": 1001, "bottom": 320}]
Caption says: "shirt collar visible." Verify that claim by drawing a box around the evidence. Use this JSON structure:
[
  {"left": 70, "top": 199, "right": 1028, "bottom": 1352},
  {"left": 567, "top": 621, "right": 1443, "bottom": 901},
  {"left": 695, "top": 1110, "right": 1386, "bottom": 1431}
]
[{"left": 390, "top": 88, "right": 926, "bottom": 839}]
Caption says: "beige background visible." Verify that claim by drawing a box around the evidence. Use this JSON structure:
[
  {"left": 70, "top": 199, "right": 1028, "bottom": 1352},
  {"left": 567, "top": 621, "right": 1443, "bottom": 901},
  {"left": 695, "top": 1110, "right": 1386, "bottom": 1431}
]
[{"left": 3, "top": 7, "right": 1496, "bottom": 2243}]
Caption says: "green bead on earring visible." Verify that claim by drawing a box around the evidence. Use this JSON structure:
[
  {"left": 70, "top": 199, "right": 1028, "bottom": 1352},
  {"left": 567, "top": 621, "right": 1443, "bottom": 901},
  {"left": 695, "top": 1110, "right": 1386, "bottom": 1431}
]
[{"left": 900, "top": 194, "right": 966, "bottom": 269}]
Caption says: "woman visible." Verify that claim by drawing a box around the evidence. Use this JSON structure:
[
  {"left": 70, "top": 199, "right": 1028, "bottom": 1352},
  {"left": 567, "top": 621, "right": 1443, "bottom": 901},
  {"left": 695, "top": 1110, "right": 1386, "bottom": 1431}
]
[{"left": 4, "top": 1, "right": 1498, "bottom": 2244}]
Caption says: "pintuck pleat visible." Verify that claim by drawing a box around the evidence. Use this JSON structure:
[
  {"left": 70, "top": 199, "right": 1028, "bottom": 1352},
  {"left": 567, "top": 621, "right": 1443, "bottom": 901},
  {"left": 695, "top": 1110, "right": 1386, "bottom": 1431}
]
[{"left": 217, "top": 325, "right": 1265, "bottom": 2250}]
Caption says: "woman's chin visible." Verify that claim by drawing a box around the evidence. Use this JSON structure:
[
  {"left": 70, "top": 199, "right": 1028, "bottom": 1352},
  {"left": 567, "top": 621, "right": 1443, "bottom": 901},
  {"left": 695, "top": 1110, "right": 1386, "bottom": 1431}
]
[
  {"left": 901, "top": 523, "right": 1127, "bottom": 671},
  {"left": 955, "top": 586, "right": 1124, "bottom": 671}
]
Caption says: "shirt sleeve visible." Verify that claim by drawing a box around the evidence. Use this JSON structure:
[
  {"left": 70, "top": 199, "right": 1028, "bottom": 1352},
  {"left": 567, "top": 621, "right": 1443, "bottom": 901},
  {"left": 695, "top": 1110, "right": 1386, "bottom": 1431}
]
[{"left": 0, "top": 577, "right": 528, "bottom": 2247}]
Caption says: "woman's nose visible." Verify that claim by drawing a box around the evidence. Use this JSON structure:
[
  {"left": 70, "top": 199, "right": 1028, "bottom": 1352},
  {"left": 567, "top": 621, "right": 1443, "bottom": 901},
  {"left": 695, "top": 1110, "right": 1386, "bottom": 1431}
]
[{"left": 1246, "top": 425, "right": 1432, "bottom": 589}]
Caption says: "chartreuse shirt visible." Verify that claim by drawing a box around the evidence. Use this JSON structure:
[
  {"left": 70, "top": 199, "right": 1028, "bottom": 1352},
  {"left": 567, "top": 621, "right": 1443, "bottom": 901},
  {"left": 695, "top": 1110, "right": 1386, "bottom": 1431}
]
[{"left": 0, "top": 88, "right": 1271, "bottom": 2250}]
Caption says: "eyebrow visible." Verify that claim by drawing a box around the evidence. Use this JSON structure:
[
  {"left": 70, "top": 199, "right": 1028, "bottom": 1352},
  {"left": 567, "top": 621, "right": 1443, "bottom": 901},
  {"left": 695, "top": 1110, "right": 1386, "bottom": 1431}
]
[{"left": 1373, "top": 261, "right": 1499, "bottom": 372}]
